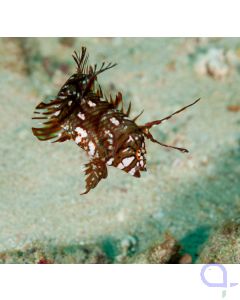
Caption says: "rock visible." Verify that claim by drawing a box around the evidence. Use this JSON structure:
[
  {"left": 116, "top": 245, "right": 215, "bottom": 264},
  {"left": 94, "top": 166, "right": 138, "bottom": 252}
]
[
  {"left": 126, "top": 233, "right": 181, "bottom": 264},
  {"left": 59, "top": 37, "right": 75, "bottom": 48},
  {"left": 120, "top": 235, "right": 138, "bottom": 255},
  {"left": 0, "top": 240, "right": 109, "bottom": 264},
  {"left": 194, "top": 48, "right": 239, "bottom": 79},
  {"left": 115, "top": 235, "right": 138, "bottom": 262},
  {"left": 147, "top": 233, "right": 180, "bottom": 263},
  {"left": 197, "top": 219, "right": 240, "bottom": 264},
  {"left": 179, "top": 253, "right": 192, "bottom": 264}
]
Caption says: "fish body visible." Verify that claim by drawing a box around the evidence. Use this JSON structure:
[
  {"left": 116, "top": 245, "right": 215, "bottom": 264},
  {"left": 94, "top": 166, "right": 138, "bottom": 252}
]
[{"left": 32, "top": 47, "right": 200, "bottom": 194}]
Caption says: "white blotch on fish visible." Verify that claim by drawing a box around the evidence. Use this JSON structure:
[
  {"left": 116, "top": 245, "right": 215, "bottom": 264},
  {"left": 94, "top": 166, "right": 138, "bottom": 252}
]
[
  {"left": 77, "top": 112, "right": 85, "bottom": 120},
  {"left": 110, "top": 117, "right": 120, "bottom": 126},
  {"left": 122, "top": 156, "right": 135, "bottom": 167},
  {"left": 88, "top": 100, "right": 96, "bottom": 107},
  {"left": 75, "top": 127, "right": 88, "bottom": 137},
  {"left": 88, "top": 141, "right": 95, "bottom": 156}
]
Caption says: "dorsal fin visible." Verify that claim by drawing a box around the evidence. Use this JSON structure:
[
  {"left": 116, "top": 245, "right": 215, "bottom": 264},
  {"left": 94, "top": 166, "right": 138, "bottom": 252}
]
[
  {"left": 72, "top": 47, "right": 89, "bottom": 74},
  {"left": 132, "top": 110, "right": 144, "bottom": 122}
]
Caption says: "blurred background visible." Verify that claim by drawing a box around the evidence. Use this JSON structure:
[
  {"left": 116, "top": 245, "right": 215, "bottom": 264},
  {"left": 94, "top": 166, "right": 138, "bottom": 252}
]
[{"left": 0, "top": 37, "right": 239, "bottom": 263}]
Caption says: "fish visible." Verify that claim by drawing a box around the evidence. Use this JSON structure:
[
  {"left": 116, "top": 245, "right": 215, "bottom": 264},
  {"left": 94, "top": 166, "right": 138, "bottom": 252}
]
[{"left": 32, "top": 47, "right": 200, "bottom": 195}]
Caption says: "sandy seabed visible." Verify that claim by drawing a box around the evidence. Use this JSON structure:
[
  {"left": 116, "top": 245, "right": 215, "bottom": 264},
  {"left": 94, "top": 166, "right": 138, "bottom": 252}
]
[{"left": 0, "top": 37, "right": 239, "bottom": 263}]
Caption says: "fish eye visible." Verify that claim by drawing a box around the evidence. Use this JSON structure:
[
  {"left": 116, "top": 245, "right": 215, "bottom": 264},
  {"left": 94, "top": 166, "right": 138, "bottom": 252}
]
[
  {"left": 82, "top": 77, "right": 87, "bottom": 84},
  {"left": 136, "top": 149, "right": 141, "bottom": 160}
]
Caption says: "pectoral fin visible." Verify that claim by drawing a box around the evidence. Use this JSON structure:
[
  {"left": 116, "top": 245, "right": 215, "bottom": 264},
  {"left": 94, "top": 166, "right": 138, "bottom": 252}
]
[{"left": 81, "top": 159, "right": 108, "bottom": 195}]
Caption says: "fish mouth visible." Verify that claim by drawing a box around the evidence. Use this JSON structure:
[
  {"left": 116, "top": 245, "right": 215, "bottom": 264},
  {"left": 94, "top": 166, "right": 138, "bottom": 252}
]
[
  {"left": 135, "top": 169, "right": 141, "bottom": 177},
  {"left": 135, "top": 165, "right": 147, "bottom": 177}
]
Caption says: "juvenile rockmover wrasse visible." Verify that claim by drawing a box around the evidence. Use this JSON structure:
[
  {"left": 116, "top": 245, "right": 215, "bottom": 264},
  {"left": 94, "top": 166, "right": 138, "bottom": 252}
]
[{"left": 32, "top": 47, "right": 200, "bottom": 194}]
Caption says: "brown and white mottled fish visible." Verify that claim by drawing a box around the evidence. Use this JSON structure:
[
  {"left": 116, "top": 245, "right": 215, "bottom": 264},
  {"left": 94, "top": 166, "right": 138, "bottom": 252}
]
[{"left": 32, "top": 47, "right": 200, "bottom": 194}]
